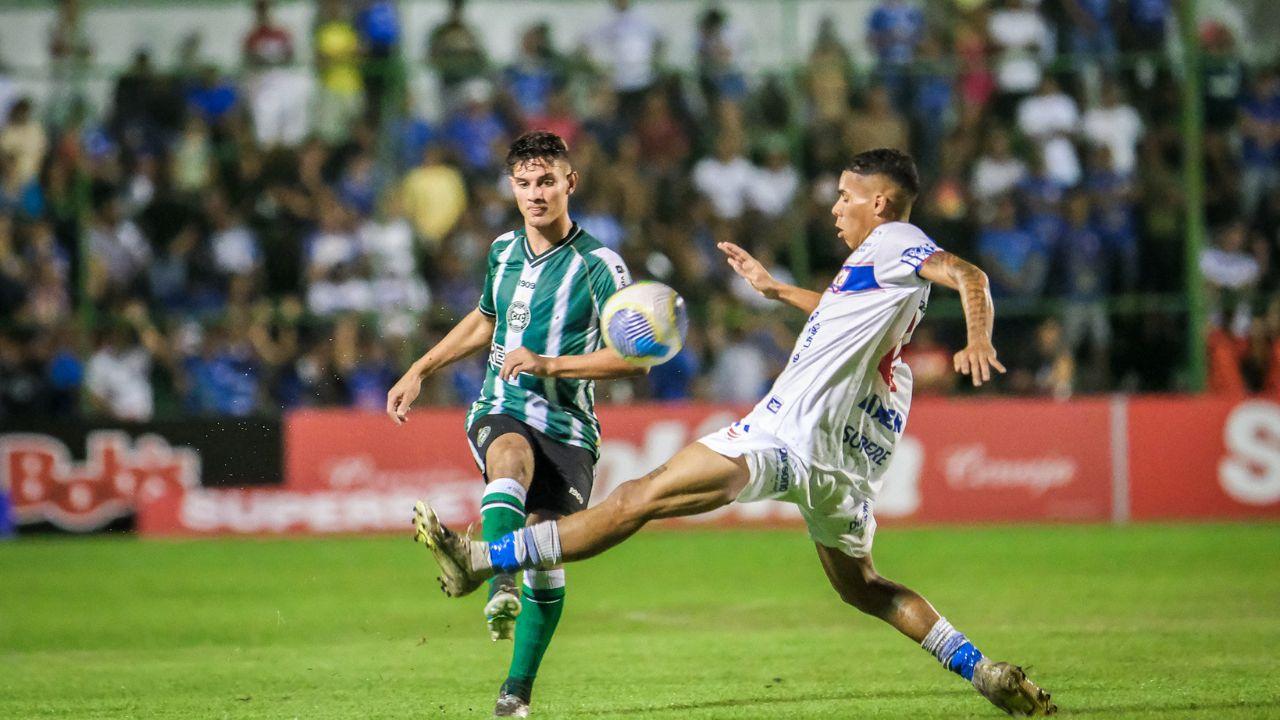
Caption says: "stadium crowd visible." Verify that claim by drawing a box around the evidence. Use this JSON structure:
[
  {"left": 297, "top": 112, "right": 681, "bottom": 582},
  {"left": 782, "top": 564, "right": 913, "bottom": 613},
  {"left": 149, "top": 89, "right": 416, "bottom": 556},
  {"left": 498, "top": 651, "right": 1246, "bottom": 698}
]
[{"left": 0, "top": 0, "right": 1277, "bottom": 422}]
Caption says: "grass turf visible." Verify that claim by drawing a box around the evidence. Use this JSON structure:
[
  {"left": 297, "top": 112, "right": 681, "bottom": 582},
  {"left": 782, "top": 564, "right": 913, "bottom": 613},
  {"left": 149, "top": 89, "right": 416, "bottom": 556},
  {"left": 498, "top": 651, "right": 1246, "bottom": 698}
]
[{"left": 2, "top": 524, "right": 1278, "bottom": 719}]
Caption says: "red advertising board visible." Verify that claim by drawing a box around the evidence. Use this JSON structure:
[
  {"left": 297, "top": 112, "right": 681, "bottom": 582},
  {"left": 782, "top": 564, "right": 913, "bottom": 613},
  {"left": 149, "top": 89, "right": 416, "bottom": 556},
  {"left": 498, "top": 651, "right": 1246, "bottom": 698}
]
[
  {"left": 886, "top": 398, "right": 1115, "bottom": 524},
  {"left": 1127, "top": 397, "right": 1280, "bottom": 520},
  {"left": 1, "top": 420, "right": 281, "bottom": 533},
  {"left": 137, "top": 405, "right": 779, "bottom": 536},
  {"left": 132, "top": 396, "right": 1280, "bottom": 537}
]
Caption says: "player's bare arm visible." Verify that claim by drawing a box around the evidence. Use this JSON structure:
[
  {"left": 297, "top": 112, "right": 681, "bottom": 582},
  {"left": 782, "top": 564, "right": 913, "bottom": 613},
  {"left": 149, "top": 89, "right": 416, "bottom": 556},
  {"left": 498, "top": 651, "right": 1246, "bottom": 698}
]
[
  {"left": 717, "top": 241, "right": 822, "bottom": 314},
  {"left": 499, "top": 346, "right": 646, "bottom": 382},
  {"left": 387, "top": 309, "right": 496, "bottom": 424},
  {"left": 917, "top": 251, "right": 1006, "bottom": 387}
]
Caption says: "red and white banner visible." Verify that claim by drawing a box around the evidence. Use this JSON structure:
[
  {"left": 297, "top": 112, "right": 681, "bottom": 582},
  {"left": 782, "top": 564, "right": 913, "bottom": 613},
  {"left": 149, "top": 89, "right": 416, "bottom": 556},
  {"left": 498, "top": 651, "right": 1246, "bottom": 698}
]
[
  {"left": 1127, "top": 397, "right": 1280, "bottom": 520},
  {"left": 1, "top": 420, "right": 281, "bottom": 533},
  {"left": 879, "top": 398, "right": 1114, "bottom": 524},
  {"left": 134, "top": 397, "right": 1280, "bottom": 537}
]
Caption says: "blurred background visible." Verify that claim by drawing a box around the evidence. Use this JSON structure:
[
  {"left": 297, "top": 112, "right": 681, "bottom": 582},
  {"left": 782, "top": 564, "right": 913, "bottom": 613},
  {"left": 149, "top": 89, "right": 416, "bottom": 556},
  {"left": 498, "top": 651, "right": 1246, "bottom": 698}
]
[{"left": 0, "top": 0, "right": 1279, "bottom": 538}]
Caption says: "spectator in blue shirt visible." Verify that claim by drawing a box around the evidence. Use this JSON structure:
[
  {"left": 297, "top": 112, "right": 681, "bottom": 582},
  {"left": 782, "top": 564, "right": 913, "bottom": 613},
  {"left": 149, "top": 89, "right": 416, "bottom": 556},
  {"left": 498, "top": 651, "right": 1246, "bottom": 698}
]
[
  {"left": 1058, "top": 191, "right": 1111, "bottom": 361},
  {"left": 344, "top": 333, "right": 397, "bottom": 412},
  {"left": 186, "top": 66, "right": 239, "bottom": 127},
  {"left": 911, "top": 34, "right": 953, "bottom": 171},
  {"left": 503, "top": 23, "right": 563, "bottom": 120},
  {"left": 443, "top": 80, "right": 508, "bottom": 176},
  {"left": 867, "top": 0, "right": 924, "bottom": 66},
  {"left": 1018, "top": 150, "right": 1068, "bottom": 260},
  {"left": 184, "top": 323, "right": 261, "bottom": 417},
  {"left": 356, "top": 0, "right": 402, "bottom": 122},
  {"left": 1124, "top": 0, "right": 1170, "bottom": 53},
  {"left": 1084, "top": 147, "right": 1140, "bottom": 291},
  {"left": 866, "top": 0, "right": 924, "bottom": 110},
  {"left": 1240, "top": 68, "right": 1280, "bottom": 221},
  {"left": 978, "top": 194, "right": 1049, "bottom": 298},
  {"left": 1065, "top": 0, "right": 1118, "bottom": 69}
]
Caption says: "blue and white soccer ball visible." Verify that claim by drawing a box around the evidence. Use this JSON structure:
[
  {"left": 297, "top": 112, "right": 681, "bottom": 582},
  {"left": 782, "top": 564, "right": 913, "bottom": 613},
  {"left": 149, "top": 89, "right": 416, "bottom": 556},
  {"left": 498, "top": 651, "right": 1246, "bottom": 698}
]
[{"left": 601, "top": 281, "right": 689, "bottom": 368}]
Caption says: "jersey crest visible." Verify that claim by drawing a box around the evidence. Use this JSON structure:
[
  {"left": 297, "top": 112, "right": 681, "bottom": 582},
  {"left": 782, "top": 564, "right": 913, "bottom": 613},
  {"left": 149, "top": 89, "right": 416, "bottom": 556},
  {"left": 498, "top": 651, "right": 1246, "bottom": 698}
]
[{"left": 507, "top": 301, "right": 531, "bottom": 332}]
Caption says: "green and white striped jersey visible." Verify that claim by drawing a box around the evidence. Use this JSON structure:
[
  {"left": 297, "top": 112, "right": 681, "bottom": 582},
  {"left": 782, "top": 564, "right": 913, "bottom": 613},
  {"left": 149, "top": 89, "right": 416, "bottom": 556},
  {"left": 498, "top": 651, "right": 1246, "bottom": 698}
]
[{"left": 465, "top": 223, "right": 631, "bottom": 457}]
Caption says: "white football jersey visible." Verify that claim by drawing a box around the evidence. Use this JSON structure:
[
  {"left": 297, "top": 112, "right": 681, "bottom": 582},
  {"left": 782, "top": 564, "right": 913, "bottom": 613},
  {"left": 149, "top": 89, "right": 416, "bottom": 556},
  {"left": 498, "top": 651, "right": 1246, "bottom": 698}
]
[{"left": 744, "top": 221, "right": 940, "bottom": 499}]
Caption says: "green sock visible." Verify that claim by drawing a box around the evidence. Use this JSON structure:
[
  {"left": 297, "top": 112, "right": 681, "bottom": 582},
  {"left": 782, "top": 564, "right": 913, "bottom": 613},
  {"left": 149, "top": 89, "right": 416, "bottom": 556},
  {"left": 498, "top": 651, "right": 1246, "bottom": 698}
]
[
  {"left": 481, "top": 478, "right": 527, "bottom": 595},
  {"left": 505, "top": 567, "right": 566, "bottom": 701}
]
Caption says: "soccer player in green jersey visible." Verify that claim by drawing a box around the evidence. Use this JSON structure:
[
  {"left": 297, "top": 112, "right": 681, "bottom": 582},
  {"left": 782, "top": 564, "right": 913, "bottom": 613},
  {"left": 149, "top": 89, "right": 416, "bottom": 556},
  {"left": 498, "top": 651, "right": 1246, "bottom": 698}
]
[{"left": 387, "top": 131, "right": 641, "bottom": 717}]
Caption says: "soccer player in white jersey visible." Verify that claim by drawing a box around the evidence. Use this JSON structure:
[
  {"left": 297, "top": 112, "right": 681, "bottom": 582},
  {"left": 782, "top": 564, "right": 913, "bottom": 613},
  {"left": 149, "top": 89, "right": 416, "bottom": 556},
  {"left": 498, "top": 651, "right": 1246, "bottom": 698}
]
[{"left": 414, "top": 149, "right": 1057, "bottom": 716}]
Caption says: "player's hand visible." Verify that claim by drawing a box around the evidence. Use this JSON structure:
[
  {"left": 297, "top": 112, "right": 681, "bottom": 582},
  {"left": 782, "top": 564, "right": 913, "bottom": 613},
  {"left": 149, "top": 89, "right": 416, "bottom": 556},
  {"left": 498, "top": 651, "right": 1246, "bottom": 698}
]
[
  {"left": 500, "top": 346, "right": 551, "bottom": 381},
  {"left": 953, "top": 340, "right": 1007, "bottom": 387},
  {"left": 717, "top": 242, "right": 779, "bottom": 299},
  {"left": 386, "top": 372, "right": 424, "bottom": 425}
]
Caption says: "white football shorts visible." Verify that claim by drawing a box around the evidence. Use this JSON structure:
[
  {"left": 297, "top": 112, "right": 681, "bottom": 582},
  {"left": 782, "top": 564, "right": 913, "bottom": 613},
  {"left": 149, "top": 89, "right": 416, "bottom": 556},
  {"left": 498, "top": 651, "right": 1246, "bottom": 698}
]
[{"left": 698, "top": 420, "right": 878, "bottom": 557}]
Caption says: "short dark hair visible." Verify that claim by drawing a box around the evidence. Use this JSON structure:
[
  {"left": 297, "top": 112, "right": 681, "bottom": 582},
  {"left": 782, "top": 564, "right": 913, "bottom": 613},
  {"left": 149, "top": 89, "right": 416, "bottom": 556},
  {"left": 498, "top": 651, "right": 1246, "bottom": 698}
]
[
  {"left": 506, "top": 131, "right": 570, "bottom": 173},
  {"left": 846, "top": 148, "right": 920, "bottom": 201}
]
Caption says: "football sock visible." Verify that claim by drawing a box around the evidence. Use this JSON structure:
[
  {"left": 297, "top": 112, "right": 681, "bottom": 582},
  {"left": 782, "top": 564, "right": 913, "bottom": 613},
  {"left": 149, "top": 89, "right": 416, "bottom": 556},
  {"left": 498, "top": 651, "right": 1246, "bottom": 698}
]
[
  {"left": 505, "top": 567, "right": 566, "bottom": 701},
  {"left": 921, "top": 617, "right": 984, "bottom": 681},
  {"left": 485, "top": 521, "right": 562, "bottom": 573},
  {"left": 481, "top": 478, "right": 527, "bottom": 596}
]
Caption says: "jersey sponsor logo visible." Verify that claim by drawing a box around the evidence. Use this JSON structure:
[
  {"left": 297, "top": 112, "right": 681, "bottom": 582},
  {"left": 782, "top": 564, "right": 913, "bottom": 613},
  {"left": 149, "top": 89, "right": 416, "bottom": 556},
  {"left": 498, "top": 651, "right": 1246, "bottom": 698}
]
[
  {"left": 507, "top": 301, "right": 531, "bottom": 331},
  {"left": 899, "top": 244, "right": 939, "bottom": 270},
  {"left": 792, "top": 320, "right": 822, "bottom": 365},
  {"left": 842, "top": 425, "right": 892, "bottom": 467},
  {"left": 766, "top": 396, "right": 783, "bottom": 413},
  {"left": 830, "top": 264, "right": 879, "bottom": 294},
  {"left": 489, "top": 343, "right": 507, "bottom": 368},
  {"left": 857, "top": 394, "right": 905, "bottom": 434}
]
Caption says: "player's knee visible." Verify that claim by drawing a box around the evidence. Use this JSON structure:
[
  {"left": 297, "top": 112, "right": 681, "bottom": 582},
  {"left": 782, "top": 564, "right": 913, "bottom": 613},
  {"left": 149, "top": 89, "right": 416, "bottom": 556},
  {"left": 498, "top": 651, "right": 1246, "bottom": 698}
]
[
  {"left": 610, "top": 478, "right": 656, "bottom": 524},
  {"left": 485, "top": 434, "right": 534, "bottom": 484},
  {"left": 836, "top": 569, "right": 892, "bottom": 615}
]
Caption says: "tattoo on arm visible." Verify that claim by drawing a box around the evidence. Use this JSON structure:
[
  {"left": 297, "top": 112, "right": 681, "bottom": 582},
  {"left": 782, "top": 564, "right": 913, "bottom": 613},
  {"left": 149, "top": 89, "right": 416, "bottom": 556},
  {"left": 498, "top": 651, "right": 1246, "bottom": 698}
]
[
  {"left": 643, "top": 464, "right": 669, "bottom": 481},
  {"left": 925, "top": 252, "right": 994, "bottom": 343},
  {"left": 954, "top": 256, "right": 994, "bottom": 344}
]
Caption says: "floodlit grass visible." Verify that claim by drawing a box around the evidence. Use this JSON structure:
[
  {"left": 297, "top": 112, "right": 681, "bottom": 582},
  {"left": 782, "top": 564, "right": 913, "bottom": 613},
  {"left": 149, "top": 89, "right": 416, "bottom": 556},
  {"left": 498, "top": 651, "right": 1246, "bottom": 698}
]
[{"left": 2, "top": 524, "right": 1278, "bottom": 718}]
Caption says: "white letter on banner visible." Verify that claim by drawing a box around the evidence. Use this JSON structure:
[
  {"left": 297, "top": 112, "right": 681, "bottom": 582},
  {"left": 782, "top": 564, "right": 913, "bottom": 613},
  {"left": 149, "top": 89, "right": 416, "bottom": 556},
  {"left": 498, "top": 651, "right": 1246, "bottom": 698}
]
[{"left": 1220, "top": 400, "right": 1280, "bottom": 506}]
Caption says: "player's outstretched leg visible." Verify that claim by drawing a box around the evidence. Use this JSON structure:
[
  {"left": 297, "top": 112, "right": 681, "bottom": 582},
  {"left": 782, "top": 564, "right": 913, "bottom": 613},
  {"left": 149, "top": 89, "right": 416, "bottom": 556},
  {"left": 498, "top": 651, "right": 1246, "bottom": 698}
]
[
  {"left": 815, "top": 544, "right": 1057, "bottom": 717},
  {"left": 414, "top": 442, "right": 749, "bottom": 596}
]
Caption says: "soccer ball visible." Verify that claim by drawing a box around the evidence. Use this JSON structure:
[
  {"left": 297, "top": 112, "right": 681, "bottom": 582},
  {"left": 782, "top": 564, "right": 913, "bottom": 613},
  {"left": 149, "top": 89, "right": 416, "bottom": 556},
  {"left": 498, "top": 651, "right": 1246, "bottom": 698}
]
[{"left": 601, "top": 281, "right": 688, "bottom": 368}]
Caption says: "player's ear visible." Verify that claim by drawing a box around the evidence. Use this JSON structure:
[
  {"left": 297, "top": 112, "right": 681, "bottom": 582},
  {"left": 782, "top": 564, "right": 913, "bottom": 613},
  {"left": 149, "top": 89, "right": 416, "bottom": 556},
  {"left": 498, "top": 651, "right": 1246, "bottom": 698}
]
[
  {"left": 873, "top": 193, "right": 890, "bottom": 218},
  {"left": 566, "top": 170, "right": 579, "bottom": 194}
]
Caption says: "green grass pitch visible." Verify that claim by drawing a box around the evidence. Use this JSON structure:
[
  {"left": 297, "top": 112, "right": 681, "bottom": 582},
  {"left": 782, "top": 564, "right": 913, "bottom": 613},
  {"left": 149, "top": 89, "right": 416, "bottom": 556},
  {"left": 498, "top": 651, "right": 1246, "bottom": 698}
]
[{"left": 2, "top": 523, "right": 1278, "bottom": 719}]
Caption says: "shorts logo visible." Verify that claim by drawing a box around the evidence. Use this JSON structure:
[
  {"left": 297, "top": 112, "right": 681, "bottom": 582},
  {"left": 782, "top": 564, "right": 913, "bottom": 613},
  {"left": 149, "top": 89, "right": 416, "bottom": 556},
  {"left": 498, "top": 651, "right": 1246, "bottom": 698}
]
[
  {"left": 766, "top": 396, "right": 783, "bottom": 413},
  {"left": 726, "top": 422, "right": 750, "bottom": 439},
  {"left": 477, "top": 426, "right": 491, "bottom": 447},
  {"left": 773, "top": 447, "right": 792, "bottom": 494},
  {"left": 847, "top": 500, "right": 872, "bottom": 533},
  {"left": 507, "top": 301, "right": 531, "bottom": 331},
  {"left": 568, "top": 486, "right": 584, "bottom": 505}
]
